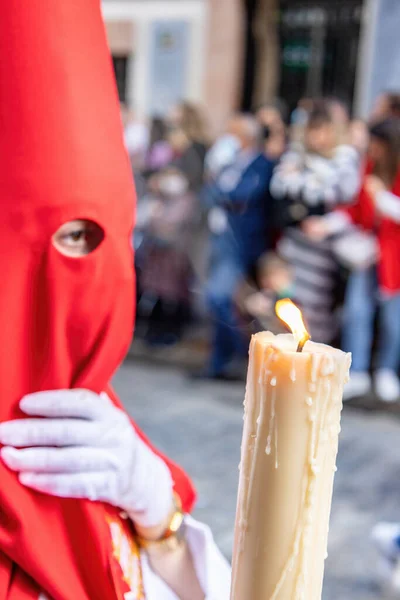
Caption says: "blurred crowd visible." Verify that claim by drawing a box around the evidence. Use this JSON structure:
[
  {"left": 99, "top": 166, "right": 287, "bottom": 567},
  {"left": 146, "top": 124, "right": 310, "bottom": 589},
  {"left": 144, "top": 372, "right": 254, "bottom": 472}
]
[{"left": 121, "top": 92, "right": 400, "bottom": 404}]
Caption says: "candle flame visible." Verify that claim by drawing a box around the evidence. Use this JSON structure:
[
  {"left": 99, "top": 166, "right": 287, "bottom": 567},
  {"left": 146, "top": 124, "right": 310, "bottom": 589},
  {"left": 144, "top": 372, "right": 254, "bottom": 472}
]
[{"left": 275, "top": 299, "right": 310, "bottom": 348}]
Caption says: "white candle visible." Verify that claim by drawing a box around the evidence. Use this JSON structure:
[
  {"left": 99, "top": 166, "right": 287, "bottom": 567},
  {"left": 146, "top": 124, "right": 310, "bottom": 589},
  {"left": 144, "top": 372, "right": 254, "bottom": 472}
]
[{"left": 230, "top": 301, "right": 351, "bottom": 600}]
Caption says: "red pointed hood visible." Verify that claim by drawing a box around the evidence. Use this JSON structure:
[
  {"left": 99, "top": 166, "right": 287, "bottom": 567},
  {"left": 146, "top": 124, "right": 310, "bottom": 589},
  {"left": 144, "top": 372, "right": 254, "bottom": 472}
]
[{"left": 0, "top": 2, "right": 194, "bottom": 599}]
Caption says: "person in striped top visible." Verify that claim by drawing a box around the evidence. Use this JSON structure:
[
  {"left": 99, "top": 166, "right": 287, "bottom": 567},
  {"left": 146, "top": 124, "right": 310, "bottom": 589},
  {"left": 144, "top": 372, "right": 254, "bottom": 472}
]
[{"left": 270, "top": 100, "right": 361, "bottom": 343}]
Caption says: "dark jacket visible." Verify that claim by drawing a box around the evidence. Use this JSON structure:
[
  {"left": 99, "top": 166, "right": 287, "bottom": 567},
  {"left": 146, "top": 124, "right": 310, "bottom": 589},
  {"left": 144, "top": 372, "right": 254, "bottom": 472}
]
[{"left": 206, "top": 151, "right": 274, "bottom": 270}]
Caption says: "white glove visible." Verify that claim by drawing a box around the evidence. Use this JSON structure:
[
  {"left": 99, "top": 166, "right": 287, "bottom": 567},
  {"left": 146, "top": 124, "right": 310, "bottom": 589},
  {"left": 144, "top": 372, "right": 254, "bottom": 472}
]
[{"left": 0, "top": 390, "right": 173, "bottom": 528}]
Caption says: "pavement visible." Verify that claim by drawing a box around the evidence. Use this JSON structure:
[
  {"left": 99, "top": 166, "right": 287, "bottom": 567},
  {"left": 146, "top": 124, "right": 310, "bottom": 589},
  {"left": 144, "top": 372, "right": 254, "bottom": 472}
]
[{"left": 113, "top": 355, "right": 400, "bottom": 600}]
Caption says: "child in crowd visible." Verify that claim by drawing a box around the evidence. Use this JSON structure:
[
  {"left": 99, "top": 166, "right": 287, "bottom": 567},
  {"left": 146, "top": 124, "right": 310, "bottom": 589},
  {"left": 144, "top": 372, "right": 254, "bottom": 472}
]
[
  {"left": 270, "top": 100, "right": 361, "bottom": 343},
  {"left": 236, "top": 252, "right": 295, "bottom": 334}
]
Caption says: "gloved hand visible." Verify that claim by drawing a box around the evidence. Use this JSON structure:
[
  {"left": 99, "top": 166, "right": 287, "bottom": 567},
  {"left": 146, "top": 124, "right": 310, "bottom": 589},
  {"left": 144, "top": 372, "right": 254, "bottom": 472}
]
[{"left": 0, "top": 390, "right": 173, "bottom": 528}]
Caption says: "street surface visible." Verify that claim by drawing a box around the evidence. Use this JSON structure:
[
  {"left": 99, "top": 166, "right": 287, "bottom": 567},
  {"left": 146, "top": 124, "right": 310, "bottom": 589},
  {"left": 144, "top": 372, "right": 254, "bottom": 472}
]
[{"left": 114, "top": 358, "right": 400, "bottom": 599}]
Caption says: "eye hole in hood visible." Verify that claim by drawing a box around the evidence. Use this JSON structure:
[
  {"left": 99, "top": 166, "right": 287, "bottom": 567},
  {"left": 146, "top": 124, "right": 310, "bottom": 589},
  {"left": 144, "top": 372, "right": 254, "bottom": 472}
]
[{"left": 52, "top": 219, "right": 104, "bottom": 257}]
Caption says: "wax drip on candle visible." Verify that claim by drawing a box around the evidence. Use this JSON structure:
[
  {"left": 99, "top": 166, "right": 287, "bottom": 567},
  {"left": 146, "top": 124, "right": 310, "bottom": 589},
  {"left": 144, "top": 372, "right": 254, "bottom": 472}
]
[
  {"left": 274, "top": 413, "right": 279, "bottom": 469},
  {"left": 232, "top": 333, "right": 350, "bottom": 600},
  {"left": 240, "top": 345, "right": 273, "bottom": 553},
  {"left": 290, "top": 355, "right": 297, "bottom": 382},
  {"left": 266, "top": 386, "right": 276, "bottom": 456},
  {"left": 270, "top": 351, "right": 336, "bottom": 599}
]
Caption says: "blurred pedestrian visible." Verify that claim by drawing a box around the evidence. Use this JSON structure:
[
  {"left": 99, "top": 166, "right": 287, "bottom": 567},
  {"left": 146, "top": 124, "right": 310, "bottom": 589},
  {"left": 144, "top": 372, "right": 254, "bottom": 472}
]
[
  {"left": 271, "top": 100, "right": 361, "bottom": 343},
  {"left": 167, "top": 101, "right": 208, "bottom": 183},
  {"left": 137, "top": 168, "right": 196, "bottom": 346},
  {"left": 341, "top": 119, "right": 400, "bottom": 401},
  {"left": 168, "top": 101, "right": 208, "bottom": 146},
  {"left": 168, "top": 125, "right": 206, "bottom": 192},
  {"left": 305, "top": 118, "right": 400, "bottom": 402},
  {"left": 198, "top": 114, "right": 274, "bottom": 380},
  {"left": 0, "top": 4, "right": 230, "bottom": 599}
]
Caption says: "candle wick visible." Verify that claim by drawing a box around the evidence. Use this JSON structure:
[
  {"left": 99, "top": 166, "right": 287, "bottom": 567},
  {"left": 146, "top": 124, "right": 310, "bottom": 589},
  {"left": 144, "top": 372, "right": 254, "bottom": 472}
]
[{"left": 297, "top": 334, "right": 311, "bottom": 353}]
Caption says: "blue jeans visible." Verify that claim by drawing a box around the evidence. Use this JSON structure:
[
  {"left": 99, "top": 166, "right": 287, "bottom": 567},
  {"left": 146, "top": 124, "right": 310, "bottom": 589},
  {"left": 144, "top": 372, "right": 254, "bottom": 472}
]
[
  {"left": 342, "top": 267, "right": 400, "bottom": 372},
  {"left": 206, "top": 257, "right": 246, "bottom": 375}
]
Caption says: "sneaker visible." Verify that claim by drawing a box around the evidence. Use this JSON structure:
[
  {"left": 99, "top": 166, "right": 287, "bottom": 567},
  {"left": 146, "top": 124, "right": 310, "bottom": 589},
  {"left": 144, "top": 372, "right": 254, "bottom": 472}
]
[
  {"left": 375, "top": 369, "right": 400, "bottom": 403},
  {"left": 343, "top": 371, "right": 372, "bottom": 401}
]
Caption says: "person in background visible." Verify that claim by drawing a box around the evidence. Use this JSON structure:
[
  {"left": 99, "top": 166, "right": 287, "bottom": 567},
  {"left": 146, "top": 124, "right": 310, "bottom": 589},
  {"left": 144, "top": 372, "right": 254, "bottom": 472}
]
[
  {"left": 256, "top": 100, "right": 288, "bottom": 161},
  {"left": 344, "top": 119, "right": 400, "bottom": 401},
  {"left": 139, "top": 110, "right": 208, "bottom": 343},
  {"left": 306, "top": 119, "right": 400, "bottom": 402},
  {"left": 270, "top": 100, "right": 361, "bottom": 344},
  {"left": 168, "top": 126, "right": 206, "bottom": 193},
  {"left": 168, "top": 101, "right": 208, "bottom": 147},
  {"left": 197, "top": 114, "right": 274, "bottom": 380},
  {"left": 167, "top": 101, "right": 208, "bottom": 183},
  {"left": 137, "top": 168, "right": 195, "bottom": 346},
  {"left": 145, "top": 116, "right": 174, "bottom": 173},
  {"left": 236, "top": 252, "right": 294, "bottom": 334}
]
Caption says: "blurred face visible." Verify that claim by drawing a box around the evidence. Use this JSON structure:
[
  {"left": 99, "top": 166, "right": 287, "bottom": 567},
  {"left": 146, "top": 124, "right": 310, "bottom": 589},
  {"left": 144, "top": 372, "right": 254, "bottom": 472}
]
[
  {"left": 261, "top": 267, "right": 293, "bottom": 296},
  {"left": 158, "top": 169, "right": 188, "bottom": 196},
  {"left": 368, "top": 136, "right": 388, "bottom": 165},
  {"left": 167, "top": 127, "right": 189, "bottom": 152},
  {"left": 257, "top": 107, "right": 282, "bottom": 129},
  {"left": 234, "top": 117, "right": 260, "bottom": 151},
  {"left": 305, "top": 123, "right": 336, "bottom": 155}
]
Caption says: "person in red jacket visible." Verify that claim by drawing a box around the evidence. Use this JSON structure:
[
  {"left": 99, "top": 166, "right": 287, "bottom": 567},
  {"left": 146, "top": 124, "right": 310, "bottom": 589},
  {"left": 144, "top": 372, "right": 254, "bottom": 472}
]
[
  {"left": 0, "top": 3, "right": 229, "bottom": 599},
  {"left": 341, "top": 119, "right": 400, "bottom": 401},
  {"left": 305, "top": 118, "right": 400, "bottom": 402}
]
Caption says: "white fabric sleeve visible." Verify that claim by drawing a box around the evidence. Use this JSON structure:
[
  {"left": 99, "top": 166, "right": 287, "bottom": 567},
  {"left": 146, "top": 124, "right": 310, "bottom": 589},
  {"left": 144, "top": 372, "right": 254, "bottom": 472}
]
[
  {"left": 270, "top": 145, "right": 361, "bottom": 208},
  {"left": 375, "top": 190, "right": 400, "bottom": 223},
  {"left": 184, "top": 516, "right": 231, "bottom": 599},
  {"left": 140, "top": 516, "right": 231, "bottom": 600},
  {"left": 331, "top": 145, "right": 362, "bottom": 204},
  {"left": 322, "top": 211, "right": 353, "bottom": 235}
]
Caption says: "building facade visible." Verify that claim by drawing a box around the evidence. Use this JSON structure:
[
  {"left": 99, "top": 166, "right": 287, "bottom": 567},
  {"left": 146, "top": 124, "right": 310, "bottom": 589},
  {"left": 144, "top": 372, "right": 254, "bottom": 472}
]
[
  {"left": 355, "top": 0, "right": 400, "bottom": 117},
  {"left": 103, "top": 0, "right": 400, "bottom": 134},
  {"left": 102, "top": 0, "right": 243, "bottom": 134}
]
